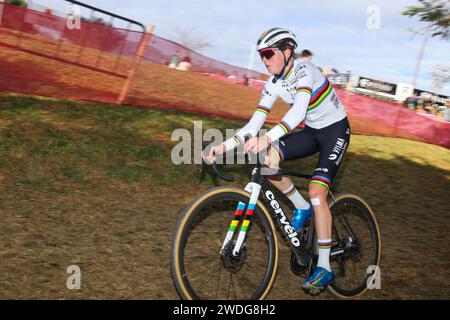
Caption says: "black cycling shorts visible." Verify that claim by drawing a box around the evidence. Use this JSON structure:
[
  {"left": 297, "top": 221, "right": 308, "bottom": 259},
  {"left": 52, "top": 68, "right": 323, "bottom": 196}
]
[{"left": 271, "top": 117, "right": 351, "bottom": 190}]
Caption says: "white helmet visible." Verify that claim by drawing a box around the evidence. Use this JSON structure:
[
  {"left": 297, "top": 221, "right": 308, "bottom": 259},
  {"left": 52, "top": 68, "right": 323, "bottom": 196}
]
[{"left": 257, "top": 27, "right": 298, "bottom": 51}]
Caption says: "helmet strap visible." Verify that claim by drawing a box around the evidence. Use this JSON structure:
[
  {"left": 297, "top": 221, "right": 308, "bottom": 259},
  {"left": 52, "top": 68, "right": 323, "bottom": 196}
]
[{"left": 272, "top": 48, "right": 294, "bottom": 84}]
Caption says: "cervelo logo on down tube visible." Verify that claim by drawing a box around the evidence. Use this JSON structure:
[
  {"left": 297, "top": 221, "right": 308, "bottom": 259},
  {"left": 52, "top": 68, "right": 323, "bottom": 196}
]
[{"left": 265, "top": 190, "right": 300, "bottom": 247}]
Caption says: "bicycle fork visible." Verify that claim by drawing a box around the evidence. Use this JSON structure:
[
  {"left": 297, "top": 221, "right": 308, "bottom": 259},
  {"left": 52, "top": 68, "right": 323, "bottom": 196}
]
[{"left": 220, "top": 182, "right": 261, "bottom": 256}]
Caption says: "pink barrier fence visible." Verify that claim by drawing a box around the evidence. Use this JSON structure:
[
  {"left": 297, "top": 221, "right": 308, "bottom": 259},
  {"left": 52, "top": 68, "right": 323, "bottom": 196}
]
[
  {"left": 0, "top": 3, "right": 448, "bottom": 148},
  {"left": 336, "top": 88, "right": 450, "bottom": 148}
]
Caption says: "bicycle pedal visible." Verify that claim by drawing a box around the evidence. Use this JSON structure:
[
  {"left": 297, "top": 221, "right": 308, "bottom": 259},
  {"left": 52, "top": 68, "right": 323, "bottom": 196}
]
[
  {"left": 302, "top": 284, "right": 325, "bottom": 296},
  {"left": 308, "top": 286, "right": 324, "bottom": 296}
]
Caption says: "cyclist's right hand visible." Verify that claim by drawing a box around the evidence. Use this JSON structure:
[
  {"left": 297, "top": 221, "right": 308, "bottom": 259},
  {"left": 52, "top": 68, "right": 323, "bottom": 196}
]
[{"left": 202, "top": 144, "right": 226, "bottom": 164}]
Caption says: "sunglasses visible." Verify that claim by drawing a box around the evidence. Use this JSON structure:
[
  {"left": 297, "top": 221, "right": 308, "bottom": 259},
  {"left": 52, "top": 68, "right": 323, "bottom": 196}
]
[{"left": 259, "top": 48, "right": 279, "bottom": 60}]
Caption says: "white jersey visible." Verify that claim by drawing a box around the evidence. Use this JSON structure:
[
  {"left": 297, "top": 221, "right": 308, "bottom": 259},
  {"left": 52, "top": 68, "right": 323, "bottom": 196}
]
[{"left": 224, "top": 59, "right": 347, "bottom": 149}]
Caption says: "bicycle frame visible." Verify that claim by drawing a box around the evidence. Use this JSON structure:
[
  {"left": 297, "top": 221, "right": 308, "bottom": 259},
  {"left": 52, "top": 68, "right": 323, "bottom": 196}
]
[
  {"left": 219, "top": 162, "right": 351, "bottom": 266},
  {"left": 219, "top": 164, "right": 316, "bottom": 261}
]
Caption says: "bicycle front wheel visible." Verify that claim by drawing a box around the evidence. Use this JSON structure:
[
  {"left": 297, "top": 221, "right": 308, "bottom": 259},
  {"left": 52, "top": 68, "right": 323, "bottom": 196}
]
[{"left": 171, "top": 186, "right": 279, "bottom": 300}]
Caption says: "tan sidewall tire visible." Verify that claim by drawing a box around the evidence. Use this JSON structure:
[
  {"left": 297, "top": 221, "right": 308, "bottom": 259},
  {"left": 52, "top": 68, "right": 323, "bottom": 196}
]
[
  {"left": 171, "top": 186, "right": 279, "bottom": 300},
  {"left": 326, "top": 193, "right": 382, "bottom": 300}
]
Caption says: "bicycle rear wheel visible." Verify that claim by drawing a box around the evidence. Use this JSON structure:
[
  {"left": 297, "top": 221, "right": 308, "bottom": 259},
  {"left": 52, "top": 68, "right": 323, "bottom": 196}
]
[
  {"left": 171, "top": 186, "right": 279, "bottom": 300},
  {"left": 326, "top": 193, "right": 381, "bottom": 299}
]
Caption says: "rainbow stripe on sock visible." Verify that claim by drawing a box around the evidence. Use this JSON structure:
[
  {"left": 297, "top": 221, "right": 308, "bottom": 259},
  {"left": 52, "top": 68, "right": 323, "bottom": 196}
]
[
  {"left": 318, "top": 241, "right": 332, "bottom": 250},
  {"left": 283, "top": 184, "right": 297, "bottom": 198}
]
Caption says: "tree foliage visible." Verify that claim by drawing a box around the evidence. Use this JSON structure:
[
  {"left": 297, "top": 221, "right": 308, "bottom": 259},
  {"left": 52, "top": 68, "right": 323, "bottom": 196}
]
[
  {"left": 173, "top": 26, "right": 213, "bottom": 52},
  {"left": 402, "top": 0, "right": 450, "bottom": 40},
  {"left": 5, "top": 0, "right": 28, "bottom": 7}
]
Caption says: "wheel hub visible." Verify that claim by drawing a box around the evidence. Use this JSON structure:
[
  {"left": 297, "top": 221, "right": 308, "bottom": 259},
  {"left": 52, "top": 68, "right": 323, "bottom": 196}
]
[{"left": 221, "top": 241, "right": 247, "bottom": 271}]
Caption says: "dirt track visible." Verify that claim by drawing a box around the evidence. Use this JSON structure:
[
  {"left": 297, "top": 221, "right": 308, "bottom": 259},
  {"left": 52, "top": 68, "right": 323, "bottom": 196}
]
[{"left": 0, "top": 177, "right": 448, "bottom": 300}]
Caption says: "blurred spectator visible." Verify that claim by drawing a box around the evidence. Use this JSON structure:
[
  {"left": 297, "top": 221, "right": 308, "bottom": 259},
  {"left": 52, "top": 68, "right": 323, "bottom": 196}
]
[
  {"left": 329, "top": 67, "right": 339, "bottom": 74},
  {"left": 228, "top": 71, "right": 238, "bottom": 79},
  {"left": 344, "top": 70, "right": 353, "bottom": 90},
  {"left": 404, "top": 92, "right": 417, "bottom": 110},
  {"left": 299, "top": 49, "right": 313, "bottom": 61},
  {"left": 243, "top": 75, "right": 249, "bottom": 87},
  {"left": 168, "top": 51, "right": 180, "bottom": 69},
  {"left": 443, "top": 100, "right": 450, "bottom": 122},
  {"left": 177, "top": 55, "right": 192, "bottom": 71},
  {"left": 423, "top": 97, "right": 433, "bottom": 114},
  {"left": 415, "top": 95, "right": 425, "bottom": 112},
  {"left": 431, "top": 103, "right": 440, "bottom": 115}
]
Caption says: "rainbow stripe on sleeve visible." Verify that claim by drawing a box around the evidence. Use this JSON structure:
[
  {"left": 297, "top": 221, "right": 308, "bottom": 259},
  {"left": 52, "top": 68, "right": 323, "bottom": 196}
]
[
  {"left": 276, "top": 121, "right": 292, "bottom": 135},
  {"left": 297, "top": 86, "right": 313, "bottom": 95},
  {"left": 284, "top": 65, "right": 294, "bottom": 79},
  {"left": 256, "top": 105, "right": 271, "bottom": 116},
  {"left": 308, "top": 79, "right": 332, "bottom": 111}
]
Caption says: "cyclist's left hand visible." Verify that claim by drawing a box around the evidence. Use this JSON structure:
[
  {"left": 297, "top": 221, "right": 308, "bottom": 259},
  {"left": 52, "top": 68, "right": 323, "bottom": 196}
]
[{"left": 244, "top": 135, "right": 271, "bottom": 154}]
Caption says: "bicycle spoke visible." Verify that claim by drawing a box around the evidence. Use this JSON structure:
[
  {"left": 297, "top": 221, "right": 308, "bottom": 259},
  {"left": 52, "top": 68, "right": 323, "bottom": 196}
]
[
  {"left": 185, "top": 254, "right": 217, "bottom": 261},
  {"left": 244, "top": 259, "right": 267, "bottom": 275},
  {"left": 185, "top": 252, "right": 220, "bottom": 270},
  {"left": 215, "top": 259, "right": 222, "bottom": 299},
  {"left": 342, "top": 205, "right": 359, "bottom": 240},
  {"left": 230, "top": 272, "right": 238, "bottom": 300},
  {"left": 242, "top": 263, "right": 260, "bottom": 286},
  {"left": 233, "top": 271, "right": 253, "bottom": 297},
  {"left": 327, "top": 196, "right": 380, "bottom": 297},
  {"left": 226, "top": 272, "right": 231, "bottom": 299},
  {"left": 195, "top": 261, "right": 222, "bottom": 295},
  {"left": 351, "top": 258, "right": 360, "bottom": 287}
]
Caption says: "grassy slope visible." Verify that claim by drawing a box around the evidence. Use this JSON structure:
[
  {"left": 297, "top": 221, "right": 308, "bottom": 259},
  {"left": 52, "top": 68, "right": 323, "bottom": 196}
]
[{"left": 0, "top": 93, "right": 449, "bottom": 299}]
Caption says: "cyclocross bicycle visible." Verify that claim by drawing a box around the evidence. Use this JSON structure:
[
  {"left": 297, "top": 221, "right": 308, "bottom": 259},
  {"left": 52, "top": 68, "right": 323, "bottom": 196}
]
[{"left": 171, "top": 153, "right": 381, "bottom": 300}]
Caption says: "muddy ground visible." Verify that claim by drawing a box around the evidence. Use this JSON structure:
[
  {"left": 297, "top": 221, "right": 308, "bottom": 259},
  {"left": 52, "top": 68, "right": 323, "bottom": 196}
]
[{"left": 0, "top": 179, "right": 448, "bottom": 300}]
